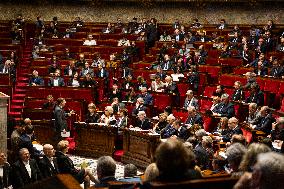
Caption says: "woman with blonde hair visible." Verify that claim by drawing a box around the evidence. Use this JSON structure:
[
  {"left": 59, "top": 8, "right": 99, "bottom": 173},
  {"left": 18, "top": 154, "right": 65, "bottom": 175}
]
[
  {"left": 55, "top": 140, "right": 98, "bottom": 189},
  {"left": 99, "top": 106, "right": 116, "bottom": 125}
]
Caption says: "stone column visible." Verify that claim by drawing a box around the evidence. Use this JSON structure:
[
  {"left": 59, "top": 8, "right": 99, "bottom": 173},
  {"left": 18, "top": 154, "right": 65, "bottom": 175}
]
[{"left": 0, "top": 92, "right": 9, "bottom": 154}]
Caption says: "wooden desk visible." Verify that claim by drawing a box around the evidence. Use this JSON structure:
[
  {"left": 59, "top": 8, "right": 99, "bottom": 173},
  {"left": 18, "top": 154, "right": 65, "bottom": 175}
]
[
  {"left": 74, "top": 122, "right": 117, "bottom": 158},
  {"left": 122, "top": 129, "right": 160, "bottom": 169}
]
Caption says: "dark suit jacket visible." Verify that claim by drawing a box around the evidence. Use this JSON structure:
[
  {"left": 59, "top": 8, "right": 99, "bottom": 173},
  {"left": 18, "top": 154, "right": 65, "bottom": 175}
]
[
  {"left": 184, "top": 113, "right": 204, "bottom": 126},
  {"left": 12, "top": 159, "right": 42, "bottom": 189},
  {"left": 222, "top": 126, "right": 243, "bottom": 142},
  {"left": 64, "top": 66, "right": 76, "bottom": 76},
  {"left": 48, "top": 77, "right": 65, "bottom": 87},
  {"left": 85, "top": 113, "right": 100, "bottom": 123},
  {"left": 137, "top": 93, "right": 153, "bottom": 106},
  {"left": 254, "top": 114, "right": 274, "bottom": 134},
  {"left": 29, "top": 76, "right": 44, "bottom": 86},
  {"left": 53, "top": 105, "right": 68, "bottom": 132},
  {"left": 231, "top": 89, "right": 245, "bottom": 101},
  {"left": 137, "top": 118, "right": 152, "bottom": 130},
  {"left": 184, "top": 97, "right": 199, "bottom": 110},
  {"left": 161, "top": 60, "right": 173, "bottom": 70},
  {"left": 161, "top": 124, "right": 176, "bottom": 139},
  {"left": 131, "top": 104, "right": 146, "bottom": 116},
  {"left": 164, "top": 82, "right": 179, "bottom": 95},
  {"left": 270, "top": 66, "right": 284, "bottom": 78},
  {"left": 0, "top": 162, "right": 12, "bottom": 188},
  {"left": 96, "top": 68, "right": 109, "bottom": 78},
  {"left": 245, "top": 90, "right": 264, "bottom": 106},
  {"left": 116, "top": 116, "right": 129, "bottom": 129},
  {"left": 95, "top": 176, "right": 117, "bottom": 188},
  {"left": 175, "top": 126, "right": 189, "bottom": 141},
  {"left": 213, "top": 102, "right": 235, "bottom": 118},
  {"left": 19, "top": 134, "right": 41, "bottom": 159},
  {"left": 38, "top": 156, "right": 59, "bottom": 178},
  {"left": 55, "top": 151, "right": 78, "bottom": 176}
]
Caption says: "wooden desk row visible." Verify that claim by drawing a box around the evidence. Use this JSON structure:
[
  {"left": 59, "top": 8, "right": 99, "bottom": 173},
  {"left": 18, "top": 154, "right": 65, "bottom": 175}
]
[{"left": 74, "top": 122, "right": 160, "bottom": 169}]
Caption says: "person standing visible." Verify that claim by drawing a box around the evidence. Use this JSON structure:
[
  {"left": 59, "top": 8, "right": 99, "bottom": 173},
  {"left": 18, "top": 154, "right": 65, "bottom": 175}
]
[{"left": 53, "top": 98, "right": 74, "bottom": 141}]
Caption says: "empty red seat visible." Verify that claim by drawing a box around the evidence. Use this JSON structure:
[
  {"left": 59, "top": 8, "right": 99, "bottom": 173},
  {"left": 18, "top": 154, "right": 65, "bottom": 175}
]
[
  {"left": 203, "top": 86, "right": 216, "bottom": 97},
  {"left": 153, "top": 93, "right": 172, "bottom": 111},
  {"left": 264, "top": 79, "right": 281, "bottom": 94},
  {"left": 219, "top": 74, "right": 235, "bottom": 87}
]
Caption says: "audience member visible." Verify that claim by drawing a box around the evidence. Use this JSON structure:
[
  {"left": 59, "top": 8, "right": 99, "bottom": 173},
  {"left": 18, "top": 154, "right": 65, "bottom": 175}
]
[
  {"left": 56, "top": 140, "right": 96, "bottom": 189},
  {"left": 12, "top": 148, "right": 42, "bottom": 188},
  {"left": 95, "top": 156, "right": 117, "bottom": 188},
  {"left": 38, "top": 144, "right": 59, "bottom": 178}
]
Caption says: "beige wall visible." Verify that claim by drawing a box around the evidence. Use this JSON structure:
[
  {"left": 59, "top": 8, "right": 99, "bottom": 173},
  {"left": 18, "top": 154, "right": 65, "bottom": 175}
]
[{"left": 0, "top": 3, "right": 283, "bottom": 24}]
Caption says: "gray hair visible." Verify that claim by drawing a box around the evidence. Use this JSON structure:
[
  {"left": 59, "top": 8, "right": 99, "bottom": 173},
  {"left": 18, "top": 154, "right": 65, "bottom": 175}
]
[
  {"left": 195, "top": 129, "right": 207, "bottom": 137},
  {"left": 254, "top": 152, "right": 284, "bottom": 189},
  {"left": 124, "top": 164, "right": 137, "bottom": 177},
  {"left": 97, "top": 156, "right": 116, "bottom": 178},
  {"left": 105, "top": 106, "right": 114, "bottom": 114},
  {"left": 226, "top": 143, "right": 247, "bottom": 168},
  {"left": 239, "top": 143, "right": 271, "bottom": 172},
  {"left": 249, "top": 103, "right": 257, "bottom": 110}
]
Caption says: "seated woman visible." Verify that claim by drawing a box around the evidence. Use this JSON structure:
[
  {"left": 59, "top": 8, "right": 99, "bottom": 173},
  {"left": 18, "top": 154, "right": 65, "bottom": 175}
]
[
  {"left": 215, "top": 117, "right": 229, "bottom": 135},
  {"left": 55, "top": 140, "right": 97, "bottom": 189},
  {"left": 99, "top": 106, "right": 117, "bottom": 126},
  {"left": 149, "top": 75, "right": 165, "bottom": 92},
  {"left": 85, "top": 103, "right": 100, "bottom": 123},
  {"left": 68, "top": 72, "right": 81, "bottom": 87},
  {"left": 116, "top": 108, "right": 129, "bottom": 129}
]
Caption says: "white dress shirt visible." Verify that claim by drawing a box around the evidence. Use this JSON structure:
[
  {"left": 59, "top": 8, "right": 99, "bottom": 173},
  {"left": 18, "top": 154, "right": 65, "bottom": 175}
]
[{"left": 23, "top": 161, "right": 32, "bottom": 178}]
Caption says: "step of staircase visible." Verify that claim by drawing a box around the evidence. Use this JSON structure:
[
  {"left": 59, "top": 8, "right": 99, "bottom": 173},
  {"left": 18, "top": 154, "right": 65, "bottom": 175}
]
[
  {"left": 18, "top": 77, "right": 29, "bottom": 81},
  {"left": 14, "top": 88, "right": 27, "bottom": 93},
  {"left": 16, "top": 82, "right": 28, "bottom": 87},
  {"left": 12, "top": 94, "right": 26, "bottom": 99},
  {"left": 11, "top": 105, "right": 24, "bottom": 110},
  {"left": 8, "top": 111, "right": 22, "bottom": 117}
]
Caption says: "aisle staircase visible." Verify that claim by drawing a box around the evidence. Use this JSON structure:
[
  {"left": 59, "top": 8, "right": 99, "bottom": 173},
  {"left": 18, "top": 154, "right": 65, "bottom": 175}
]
[{"left": 8, "top": 41, "right": 33, "bottom": 121}]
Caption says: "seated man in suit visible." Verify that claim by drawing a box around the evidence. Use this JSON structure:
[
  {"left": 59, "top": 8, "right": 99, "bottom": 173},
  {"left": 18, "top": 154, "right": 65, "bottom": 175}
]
[
  {"left": 29, "top": 70, "right": 44, "bottom": 86},
  {"left": 222, "top": 117, "right": 243, "bottom": 142},
  {"left": 245, "top": 103, "right": 260, "bottom": 124},
  {"left": 184, "top": 106, "right": 203, "bottom": 128},
  {"left": 0, "top": 151, "right": 12, "bottom": 189},
  {"left": 12, "top": 148, "right": 42, "bottom": 188},
  {"left": 19, "top": 124, "right": 41, "bottom": 160},
  {"left": 164, "top": 76, "right": 180, "bottom": 107},
  {"left": 134, "top": 111, "right": 152, "bottom": 130},
  {"left": 64, "top": 61, "right": 76, "bottom": 76},
  {"left": 171, "top": 119, "right": 189, "bottom": 141},
  {"left": 38, "top": 144, "right": 59, "bottom": 178},
  {"left": 213, "top": 93, "right": 235, "bottom": 118},
  {"left": 183, "top": 90, "right": 199, "bottom": 110},
  {"left": 48, "top": 69, "right": 65, "bottom": 87},
  {"left": 137, "top": 87, "right": 153, "bottom": 106},
  {"left": 131, "top": 97, "right": 147, "bottom": 116},
  {"left": 160, "top": 114, "right": 176, "bottom": 139},
  {"left": 251, "top": 106, "right": 274, "bottom": 135},
  {"left": 245, "top": 82, "right": 264, "bottom": 106},
  {"left": 95, "top": 156, "right": 117, "bottom": 188},
  {"left": 80, "top": 62, "right": 94, "bottom": 77},
  {"left": 161, "top": 54, "right": 173, "bottom": 71},
  {"left": 231, "top": 81, "right": 245, "bottom": 101}
]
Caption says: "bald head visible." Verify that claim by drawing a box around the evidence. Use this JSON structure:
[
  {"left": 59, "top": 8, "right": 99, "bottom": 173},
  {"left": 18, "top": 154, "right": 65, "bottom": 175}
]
[{"left": 43, "top": 144, "right": 55, "bottom": 158}]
